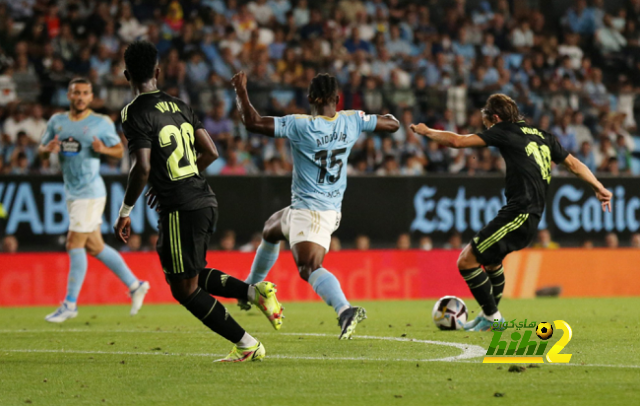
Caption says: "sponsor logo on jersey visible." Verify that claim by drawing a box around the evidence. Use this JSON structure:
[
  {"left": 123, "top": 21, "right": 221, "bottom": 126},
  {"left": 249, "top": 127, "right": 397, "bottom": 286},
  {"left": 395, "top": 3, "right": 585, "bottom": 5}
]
[{"left": 60, "top": 138, "right": 82, "bottom": 157}]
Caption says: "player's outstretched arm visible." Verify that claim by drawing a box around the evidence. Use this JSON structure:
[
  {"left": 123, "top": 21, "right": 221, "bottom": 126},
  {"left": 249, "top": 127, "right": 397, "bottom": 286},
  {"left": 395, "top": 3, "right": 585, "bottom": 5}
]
[
  {"left": 231, "top": 71, "right": 275, "bottom": 137},
  {"left": 562, "top": 154, "right": 612, "bottom": 212},
  {"left": 194, "top": 128, "right": 219, "bottom": 173},
  {"left": 115, "top": 148, "right": 151, "bottom": 243},
  {"left": 410, "top": 123, "right": 487, "bottom": 148},
  {"left": 375, "top": 114, "right": 400, "bottom": 133}
]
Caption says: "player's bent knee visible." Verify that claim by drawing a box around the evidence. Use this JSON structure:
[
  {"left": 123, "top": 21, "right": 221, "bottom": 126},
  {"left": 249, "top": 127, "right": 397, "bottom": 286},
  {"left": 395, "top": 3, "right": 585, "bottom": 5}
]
[
  {"left": 262, "top": 225, "right": 279, "bottom": 244},
  {"left": 169, "top": 279, "right": 198, "bottom": 303},
  {"left": 297, "top": 264, "right": 316, "bottom": 282},
  {"left": 457, "top": 251, "right": 474, "bottom": 270}
]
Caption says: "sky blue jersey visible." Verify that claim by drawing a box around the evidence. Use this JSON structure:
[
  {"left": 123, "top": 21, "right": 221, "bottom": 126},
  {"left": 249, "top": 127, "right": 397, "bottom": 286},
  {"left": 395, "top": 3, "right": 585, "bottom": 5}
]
[
  {"left": 41, "top": 111, "right": 121, "bottom": 200},
  {"left": 274, "top": 110, "right": 377, "bottom": 212}
]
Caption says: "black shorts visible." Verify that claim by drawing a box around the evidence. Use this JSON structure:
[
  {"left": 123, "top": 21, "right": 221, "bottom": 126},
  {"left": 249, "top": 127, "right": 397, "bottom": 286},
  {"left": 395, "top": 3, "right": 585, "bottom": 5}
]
[
  {"left": 470, "top": 210, "right": 540, "bottom": 266},
  {"left": 156, "top": 206, "right": 217, "bottom": 280}
]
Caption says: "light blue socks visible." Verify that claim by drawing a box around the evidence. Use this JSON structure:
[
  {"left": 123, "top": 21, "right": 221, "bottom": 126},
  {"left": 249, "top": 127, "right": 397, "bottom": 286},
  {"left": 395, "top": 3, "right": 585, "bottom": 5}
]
[
  {"left": 96, "top": 245, "right": 138, "bottom": 289},
  {"left": 246, "top": 239, "right": 280, "bottom": 284},
  {"left": 308, "top": 268, "right": 350, "bottom": 315},
  {"left": 65, "top": 248, "right": 88, "bottom": 303}
]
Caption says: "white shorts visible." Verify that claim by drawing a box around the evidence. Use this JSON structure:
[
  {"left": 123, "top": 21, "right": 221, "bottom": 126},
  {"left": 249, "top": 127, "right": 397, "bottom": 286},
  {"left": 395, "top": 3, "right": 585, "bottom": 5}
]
[
  {"left": 280, "top": 206, "right": 341, "bottom": 252},
  {"left": 67, "top": 197, "right": 106, "bottom": 233}
]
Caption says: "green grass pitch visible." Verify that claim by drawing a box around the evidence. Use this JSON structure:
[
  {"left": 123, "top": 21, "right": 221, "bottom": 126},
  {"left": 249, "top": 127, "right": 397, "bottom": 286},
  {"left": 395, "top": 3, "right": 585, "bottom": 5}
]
[{"left": 1, "top": 298, "right": 639, "bottom": 405}]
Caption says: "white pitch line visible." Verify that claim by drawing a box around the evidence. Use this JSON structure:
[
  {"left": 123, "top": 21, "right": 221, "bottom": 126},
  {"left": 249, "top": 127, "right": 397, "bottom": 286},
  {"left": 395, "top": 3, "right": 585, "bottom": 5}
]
[
  {"left": 0, "top": 329, "right": 484, "bottom": 362},
  {"left": 0, "top": 348, "right": 472, "bottom": 363},
  {"left": 2, "top": 330, "right": 639, "bottom": 368},
  {"left": 3, "top": 348, "right": 640, "bottom": 368}
]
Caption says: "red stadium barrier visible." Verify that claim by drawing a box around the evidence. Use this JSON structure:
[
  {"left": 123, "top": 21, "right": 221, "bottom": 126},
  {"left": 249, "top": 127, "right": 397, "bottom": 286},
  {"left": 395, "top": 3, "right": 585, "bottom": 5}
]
[
  {"left": 2, "top": 249, "right": 639, "bottom": 306},
  {"left": 0, "top": 250, "right": 468, "bottom": 306}
]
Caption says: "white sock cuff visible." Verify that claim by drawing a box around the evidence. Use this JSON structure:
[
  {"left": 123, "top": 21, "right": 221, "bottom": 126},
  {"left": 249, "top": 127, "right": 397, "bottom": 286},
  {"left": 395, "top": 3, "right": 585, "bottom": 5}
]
[
  {"left": 486, "top": 311, "right": 502, "bottom": 321},
  {"left": 236, "top": 332, "right": 258, "bottom": 348},
  {"left": 308, "top": 268, "right": 330, "bottom": 287},
  {"left": 247, "top": 285, "right": 256, "bottom": 302}
]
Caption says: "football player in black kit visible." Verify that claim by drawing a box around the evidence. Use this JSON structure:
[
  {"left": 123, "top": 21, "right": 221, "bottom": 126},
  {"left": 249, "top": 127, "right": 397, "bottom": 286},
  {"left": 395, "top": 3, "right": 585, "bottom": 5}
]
[
  {"left": 114, "top": 41, "right": 283, "bottom": 361},
  {"left": 411, "top": 94, "right": 612, "bottom": 331}
]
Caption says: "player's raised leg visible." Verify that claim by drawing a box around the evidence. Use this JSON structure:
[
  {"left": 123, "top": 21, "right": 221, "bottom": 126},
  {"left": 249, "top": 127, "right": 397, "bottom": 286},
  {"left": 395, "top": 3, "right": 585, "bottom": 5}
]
[
  {"left": 85, "top": 229, "right": 149, "bottom": 316},
  {"left": 457, "top": 244, "right": 504, "bottom": 331},
  {"left": 45, "top": 230, "right": 90, "bottom": 322},
  {"left": 238, "top": 208, "right": 286, "bottom": 311},
  {"left": 199, "top": 268, "right": 283, "bottom": 330}
]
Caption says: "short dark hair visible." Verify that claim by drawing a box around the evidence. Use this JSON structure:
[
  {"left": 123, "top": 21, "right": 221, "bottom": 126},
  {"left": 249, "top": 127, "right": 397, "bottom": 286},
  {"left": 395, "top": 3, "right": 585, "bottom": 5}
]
[
  {"left": 124, "top": 41, "right": 158, "bottom": 83},
  {"left": 481, "top": 94, "right": 523, "bottom": 123},
  {"left": 308, "top": 73, "right": 339, "bottom": 106},
  {"left": 68, "top": 77, "right": 92, "bottom": 88}
]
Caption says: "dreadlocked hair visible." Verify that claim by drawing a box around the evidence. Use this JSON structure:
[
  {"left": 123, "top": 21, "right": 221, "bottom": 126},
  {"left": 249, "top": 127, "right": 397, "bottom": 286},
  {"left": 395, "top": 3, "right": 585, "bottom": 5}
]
[{"left": 308, "top": 73, "right": 339, "bottom": 106}]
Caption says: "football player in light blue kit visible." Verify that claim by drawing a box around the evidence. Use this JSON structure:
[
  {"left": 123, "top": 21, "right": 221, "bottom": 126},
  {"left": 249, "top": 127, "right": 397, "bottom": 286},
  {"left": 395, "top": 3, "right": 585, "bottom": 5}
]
[
  {"left": 39, "top": 78, "right": 149, "bottom": 323},
  {"left": 232, "top": 71, "right": 399, "bottom": 339}
]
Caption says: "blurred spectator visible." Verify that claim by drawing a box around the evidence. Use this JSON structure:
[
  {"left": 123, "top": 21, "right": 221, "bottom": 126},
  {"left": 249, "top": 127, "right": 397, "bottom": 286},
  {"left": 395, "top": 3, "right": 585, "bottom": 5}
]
[
  {"left": 596, "top": 14, "right": 626, "bottom": 55},
  {"left": 576, "top": 141, "right": 596, "bottom": 172},
  {"left": 219, "top": 230, "right": 236, "bottom": 251},
  {"left": 2, "top": 235, "right": 18, "bottom": 253},
  {"left": 147, "top": 233, "right": 159, "bottom": 252},
  {"left": 419, "top": 236, "right": 433, "bottom": 251},
  {"left": 355, "top": 234, "right": 370, "bottom": 251},
  {"left": 396, "top": 233, "right": 411, "bottom": 250},
  {"left": 220, "top": 150, "right": 247, "bottom": 175},
  {"left": 100, "top": 156, "right": 121, "bottom": 175},
  {"left": 533, "top": 229, "right": 560, "bottom": 249},
  {"left": 240, "top": 232, "right": 262, "bottom": 252},
  {"left": 204, "top": 101, "right": 233, "bottom": 141},
  {"left": 443, "top": 232, "right": 462, "bottom": 250},
  {"left": 630, "top": 234, "right": 640, "bottom": 248},
  {"left": 120, "top": 234, "right": 141, "bottom": 253},
  {"left": 605, "top": 232, "right": 619, "bottom": 248},
  {"left": 330, "top": 236, "right": 341, "bottom": 252},
  {"left": 572, "top": 111, "right": 593, "bottom": 146},
  {"left": 581, "top": 239, "right": 594, "bottom": 249},
  {"left": 552, "top": 114, "right": 578, "bottom": 154}
]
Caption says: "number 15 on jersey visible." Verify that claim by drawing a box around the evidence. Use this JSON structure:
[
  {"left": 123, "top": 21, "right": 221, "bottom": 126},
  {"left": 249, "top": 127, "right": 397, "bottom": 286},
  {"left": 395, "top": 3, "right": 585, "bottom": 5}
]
[{"left": 315, "top": 148, "right": 346, "bottom": 185}]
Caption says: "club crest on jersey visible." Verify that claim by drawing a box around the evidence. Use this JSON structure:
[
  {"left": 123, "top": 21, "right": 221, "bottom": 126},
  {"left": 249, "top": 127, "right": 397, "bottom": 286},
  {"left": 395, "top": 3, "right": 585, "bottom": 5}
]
[{"left": 317, "top": 132, "right": 347, "bottom": 147}]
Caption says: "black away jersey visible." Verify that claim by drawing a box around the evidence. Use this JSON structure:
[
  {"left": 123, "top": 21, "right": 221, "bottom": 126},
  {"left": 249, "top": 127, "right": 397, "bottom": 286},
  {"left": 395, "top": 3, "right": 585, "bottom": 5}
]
[
  {"left": 477, "top": 121, "right": 569, "bottom": 215},
  {"left": 121, "top": 91, "right": 216, "bottom": 213}
]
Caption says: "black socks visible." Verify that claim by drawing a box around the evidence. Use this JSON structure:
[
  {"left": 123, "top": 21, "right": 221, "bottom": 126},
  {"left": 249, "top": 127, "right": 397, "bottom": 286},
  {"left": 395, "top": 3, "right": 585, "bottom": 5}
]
[
  {"left": 459, "top": 267, "right": 498, "bottom": 317},
  {"left": 486, "top": 265, "right": 505, "bottom": 305},
  {"left": 180, "top": 287, "right": 245, "bottom": 343},
  {"left": 199, "top": 268, "right": 250, "bottom": 300}
]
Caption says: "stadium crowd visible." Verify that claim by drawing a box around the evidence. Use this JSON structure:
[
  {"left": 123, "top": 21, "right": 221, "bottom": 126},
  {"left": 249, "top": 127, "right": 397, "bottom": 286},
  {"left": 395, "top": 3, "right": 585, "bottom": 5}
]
[{"left": 1, "top": 0, "right": 640, "bottom": 176}]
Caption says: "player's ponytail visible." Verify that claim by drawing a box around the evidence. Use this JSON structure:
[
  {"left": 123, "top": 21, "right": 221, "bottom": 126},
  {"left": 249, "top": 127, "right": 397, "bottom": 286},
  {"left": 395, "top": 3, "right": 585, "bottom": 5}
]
[
  {"left": 308, "top": 73, "right": 339, "bottom": 106},
  {"left": 481, "top": 94, "right": 524, "bottom": 123}
]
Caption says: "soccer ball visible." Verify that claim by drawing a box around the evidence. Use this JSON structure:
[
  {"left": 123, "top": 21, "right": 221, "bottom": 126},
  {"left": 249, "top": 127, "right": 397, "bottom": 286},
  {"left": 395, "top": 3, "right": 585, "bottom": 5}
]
[
  {"left": 536, "top": 322, "right": 554, "bottom": 340},
  {"left": 432, "top": 296, "right": 468, "bottom": 330}
]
